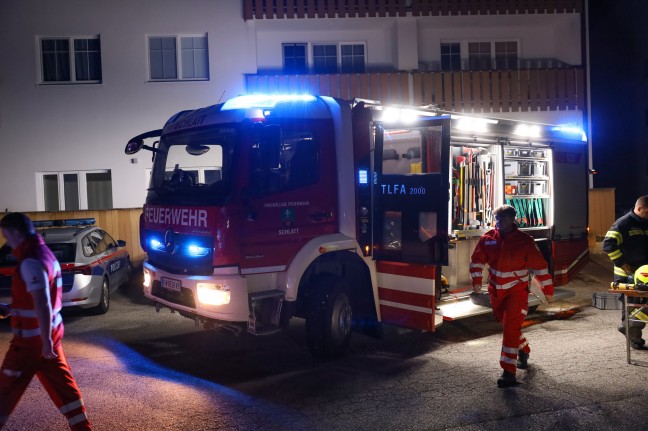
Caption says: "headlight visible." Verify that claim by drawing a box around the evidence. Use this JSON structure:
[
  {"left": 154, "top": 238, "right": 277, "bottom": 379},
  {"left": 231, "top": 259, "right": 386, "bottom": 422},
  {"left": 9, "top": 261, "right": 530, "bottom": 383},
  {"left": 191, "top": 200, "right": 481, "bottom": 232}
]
[{"left": 197, "top": 283, "right": 230, "bottom": 306}]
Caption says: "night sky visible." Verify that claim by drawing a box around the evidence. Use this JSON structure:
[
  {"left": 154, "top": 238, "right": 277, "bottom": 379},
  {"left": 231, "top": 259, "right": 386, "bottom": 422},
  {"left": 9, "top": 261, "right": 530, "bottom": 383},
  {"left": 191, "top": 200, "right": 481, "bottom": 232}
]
[{"left": 588, "top": 0, "right": 648, "bottom": 215}]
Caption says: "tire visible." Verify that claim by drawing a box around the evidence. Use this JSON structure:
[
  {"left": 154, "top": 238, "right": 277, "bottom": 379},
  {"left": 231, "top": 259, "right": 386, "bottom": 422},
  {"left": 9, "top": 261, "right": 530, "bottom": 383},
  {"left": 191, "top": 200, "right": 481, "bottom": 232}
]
[
  {"left": 93, "top": 277, "right": 110, "bottom": 315},
  {"left": 305, "top": 276, "right": 353, "bottom": 359}
]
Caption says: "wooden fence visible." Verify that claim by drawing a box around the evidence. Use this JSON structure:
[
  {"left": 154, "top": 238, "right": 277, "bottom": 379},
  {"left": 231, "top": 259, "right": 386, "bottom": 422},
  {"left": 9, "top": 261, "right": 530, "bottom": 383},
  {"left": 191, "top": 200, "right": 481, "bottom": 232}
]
[
  {"left": 246, "top": 68, "right": 586, "bottom": 113},
  {"left": 0, "top": 209, "right": 146, "bottom": 265}
]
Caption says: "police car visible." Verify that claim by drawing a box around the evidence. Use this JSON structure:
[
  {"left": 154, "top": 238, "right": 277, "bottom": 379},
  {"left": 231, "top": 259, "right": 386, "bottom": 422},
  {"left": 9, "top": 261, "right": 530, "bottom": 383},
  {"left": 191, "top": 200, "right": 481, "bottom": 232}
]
[{"left": 0, "top": 218, "right": 131, "bottom": 314}]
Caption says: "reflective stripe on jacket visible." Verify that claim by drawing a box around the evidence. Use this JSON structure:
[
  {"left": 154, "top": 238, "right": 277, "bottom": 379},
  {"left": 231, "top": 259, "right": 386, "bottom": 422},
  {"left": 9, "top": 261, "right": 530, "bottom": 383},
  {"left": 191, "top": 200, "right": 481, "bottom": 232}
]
[{"left": 470, "top": 226, "right": 554, "bottom": 295}]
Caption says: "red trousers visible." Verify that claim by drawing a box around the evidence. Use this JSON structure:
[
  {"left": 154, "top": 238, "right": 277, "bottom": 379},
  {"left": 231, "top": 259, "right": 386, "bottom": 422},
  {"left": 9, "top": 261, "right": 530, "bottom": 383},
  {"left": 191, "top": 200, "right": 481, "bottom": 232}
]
[
  {"left": 489, "top": 284, "right": 531, "bottom": 374},
  {"left": 0, "top": 339, "right": 91, "bottom": 430}
]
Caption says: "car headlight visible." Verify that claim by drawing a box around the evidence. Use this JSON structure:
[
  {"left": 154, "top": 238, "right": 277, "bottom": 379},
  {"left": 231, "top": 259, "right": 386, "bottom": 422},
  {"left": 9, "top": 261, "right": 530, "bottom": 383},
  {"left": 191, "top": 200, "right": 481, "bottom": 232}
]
[{"left": 196, "top": 283, "right": 230, "bottom": 306}]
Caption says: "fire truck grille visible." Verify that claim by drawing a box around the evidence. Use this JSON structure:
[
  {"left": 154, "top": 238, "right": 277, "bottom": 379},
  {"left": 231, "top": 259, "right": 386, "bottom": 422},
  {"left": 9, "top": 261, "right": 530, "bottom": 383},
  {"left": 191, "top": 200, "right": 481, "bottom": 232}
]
[{"left": 151, "top": 280, "right": 196, "bottom": 309}]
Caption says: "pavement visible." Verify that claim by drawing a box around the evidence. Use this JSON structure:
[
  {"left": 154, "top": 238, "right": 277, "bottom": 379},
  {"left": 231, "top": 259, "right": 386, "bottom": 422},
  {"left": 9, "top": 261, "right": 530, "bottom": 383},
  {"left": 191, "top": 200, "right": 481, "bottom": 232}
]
[{"left": 2, "top": 246, "right": 648, "bottom": 431}]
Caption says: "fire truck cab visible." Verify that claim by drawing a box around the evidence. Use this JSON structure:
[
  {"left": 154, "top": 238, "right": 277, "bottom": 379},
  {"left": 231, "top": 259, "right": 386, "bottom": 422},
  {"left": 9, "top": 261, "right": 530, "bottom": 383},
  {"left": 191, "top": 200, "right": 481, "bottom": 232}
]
[{"left": 125, "top": 94, "right": 588, "bottom": 358}]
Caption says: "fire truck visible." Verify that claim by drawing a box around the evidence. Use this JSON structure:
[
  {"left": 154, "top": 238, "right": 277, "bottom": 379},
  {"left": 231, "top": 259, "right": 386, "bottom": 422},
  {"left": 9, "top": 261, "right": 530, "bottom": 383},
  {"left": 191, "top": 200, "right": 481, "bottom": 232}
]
[{"left": 125, "top": 94, "right": 588, "bottom": 358}]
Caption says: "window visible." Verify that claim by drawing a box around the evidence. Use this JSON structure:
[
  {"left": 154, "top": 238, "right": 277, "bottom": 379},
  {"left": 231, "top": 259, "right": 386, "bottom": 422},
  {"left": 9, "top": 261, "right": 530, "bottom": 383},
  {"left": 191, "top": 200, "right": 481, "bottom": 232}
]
[
  {"left": 313, "top": 44, "right": 338, "bottom": 73},
  {"left": 148, "top": 35, "right": 209, "bottom": 81},
  {"left": 341, "top": 44, "right": 365, "bottom": 73},
  {"left": 495, "top": 41, "right": 518, "bottom": 70},
  {"left": 283, "top": 43, "right": 308, "bottom": 74},
  {"left": 40, "top": 36, "right": 102, "bottom": 83},
  {"left": 250, "top": 131, "right": 319, "bottom": 196},
  {"left": 440, "top": 43, "right": 461, "bottom": 71},
  {"left": 468, "top": 42, "right": 492, "bottom": 71},
  {"left": 282, "top": 42, "right": 366, "bottom": 74},
  {"left": 38, "top": 170, "right": 113, "bottom": 211}
]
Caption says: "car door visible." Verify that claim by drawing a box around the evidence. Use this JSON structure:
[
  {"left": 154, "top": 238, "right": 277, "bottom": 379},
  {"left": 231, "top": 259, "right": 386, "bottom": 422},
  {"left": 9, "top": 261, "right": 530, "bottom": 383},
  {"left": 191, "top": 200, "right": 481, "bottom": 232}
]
[{"left": 101, "top": 231, "right": 128, "bottom": 287}]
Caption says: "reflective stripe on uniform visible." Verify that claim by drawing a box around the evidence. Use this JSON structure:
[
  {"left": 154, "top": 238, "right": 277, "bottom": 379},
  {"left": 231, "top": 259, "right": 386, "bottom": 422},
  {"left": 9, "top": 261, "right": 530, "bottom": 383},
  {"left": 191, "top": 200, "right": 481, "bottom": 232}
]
[
  {"left": 60, "top": 399, "right": 84, "bottom": 415},
  {"left": 628, "top": 229, "right": 645, "bottom": 236},
  {"left": 539, "top": 278, "right": 553, "bottom": 287},
  {"left": 490, "top": 278, "right": 521, "bottom": 290},
  {"left": 502, "top": 346, "right": 517, "bottom": 354},
  {"left": 2, "top": 369, "right": 22, "bottom": 378},
  {"left": 490, "top": 269, "right": 529, "bottom": 278},
  {"left": 531, "top": 268, "right": 550, "bottom": 276},
  {"left": 614, "top": 266, "right": 628, "bottom": 277},
  {"left": 608, "top": 250, "right": 622, "bottom": 260},
  {"left": 500, "top": 355, "right": 516, "bottom": 364},
  {"left": 12, "top": 312, "right": 63, "bottom": 338},
  {"left": 605, "top": 230, "right": 622, "bottom": 244},
  {"left": 68, "top": 412, "right": 89, "bottom": 427},
  {"left": 521, "top": 309, "right": 528, "bottom": 315}
]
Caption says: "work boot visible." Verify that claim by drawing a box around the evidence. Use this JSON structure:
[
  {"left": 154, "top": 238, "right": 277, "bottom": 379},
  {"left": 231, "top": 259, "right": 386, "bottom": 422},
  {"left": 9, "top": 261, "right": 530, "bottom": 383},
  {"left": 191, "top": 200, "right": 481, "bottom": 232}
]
[
  {"left": 517, "top": 350, "right": 529, "bottom": 369},
  {"left": 631, "top": 339, "right": 646, "bottom": 350},
  {"left": 497, "top": 371, "right": 519, "bottom": 388}
]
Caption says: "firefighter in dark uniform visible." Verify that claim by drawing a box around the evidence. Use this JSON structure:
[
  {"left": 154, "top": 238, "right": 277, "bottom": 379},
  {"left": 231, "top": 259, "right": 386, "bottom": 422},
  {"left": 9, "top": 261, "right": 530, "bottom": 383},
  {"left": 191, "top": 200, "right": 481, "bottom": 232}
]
[{"left": 602, "top": 195, "right": 648, "bottom": 350}]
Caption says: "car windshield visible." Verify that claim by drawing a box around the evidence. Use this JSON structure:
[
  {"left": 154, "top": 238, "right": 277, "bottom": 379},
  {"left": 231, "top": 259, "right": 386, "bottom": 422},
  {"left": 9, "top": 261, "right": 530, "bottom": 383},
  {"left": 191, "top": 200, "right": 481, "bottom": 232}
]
[
  {"left": 148, "top": 125, "right": 237, "bottom": 205},
  {"left": 47, "top": 243, "right": 77, "bottom": 264}
]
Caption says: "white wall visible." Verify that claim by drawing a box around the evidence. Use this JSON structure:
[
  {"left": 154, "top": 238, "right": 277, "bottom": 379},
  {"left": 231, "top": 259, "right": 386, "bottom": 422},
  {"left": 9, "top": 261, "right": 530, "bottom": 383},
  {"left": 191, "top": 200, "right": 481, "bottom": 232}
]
[{"left": 0, "top": 0, "right": 254, "bottom": 211}]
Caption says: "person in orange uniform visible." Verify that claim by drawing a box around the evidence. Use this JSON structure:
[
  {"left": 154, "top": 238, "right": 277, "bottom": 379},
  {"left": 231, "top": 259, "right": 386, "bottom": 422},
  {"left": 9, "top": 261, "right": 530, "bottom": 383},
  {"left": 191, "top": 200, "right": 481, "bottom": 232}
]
[
  {"left": 470, "top": 205, "right": 554, "bottom": 388},
  {"left": 0, "top": 213, "right": 92, "bottom": 430}
]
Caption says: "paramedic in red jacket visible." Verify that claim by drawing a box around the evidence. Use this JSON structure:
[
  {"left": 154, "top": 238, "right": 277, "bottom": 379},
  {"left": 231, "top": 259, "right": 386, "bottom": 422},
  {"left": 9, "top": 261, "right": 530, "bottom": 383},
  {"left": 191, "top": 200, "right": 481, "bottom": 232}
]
[
  {"left": 0, "top": 213, "right": 91, "bottom": 430},
  {"left": 470, "top": 205, "right": 554, "bottom": 388}
]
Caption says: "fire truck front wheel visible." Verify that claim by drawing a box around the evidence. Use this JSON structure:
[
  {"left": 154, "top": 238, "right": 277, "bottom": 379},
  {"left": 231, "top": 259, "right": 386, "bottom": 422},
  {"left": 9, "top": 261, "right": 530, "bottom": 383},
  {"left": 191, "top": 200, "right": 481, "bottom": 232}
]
[{"left": 306, "top": 276, "right": 353, "bottom": 359}]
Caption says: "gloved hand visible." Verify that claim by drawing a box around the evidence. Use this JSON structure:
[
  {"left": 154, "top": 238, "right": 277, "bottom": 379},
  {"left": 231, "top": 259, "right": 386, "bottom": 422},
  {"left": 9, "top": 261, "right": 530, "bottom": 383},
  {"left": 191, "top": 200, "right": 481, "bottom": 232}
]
[{"left": 622, "top": 264, "right": 634, "bottom": 275}]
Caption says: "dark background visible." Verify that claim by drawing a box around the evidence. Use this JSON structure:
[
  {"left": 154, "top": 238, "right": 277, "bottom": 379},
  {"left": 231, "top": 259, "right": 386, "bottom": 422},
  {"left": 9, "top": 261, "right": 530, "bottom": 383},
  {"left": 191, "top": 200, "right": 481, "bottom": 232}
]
[{"left": 589, "top": 0, "right": 648, "bottom": 216}]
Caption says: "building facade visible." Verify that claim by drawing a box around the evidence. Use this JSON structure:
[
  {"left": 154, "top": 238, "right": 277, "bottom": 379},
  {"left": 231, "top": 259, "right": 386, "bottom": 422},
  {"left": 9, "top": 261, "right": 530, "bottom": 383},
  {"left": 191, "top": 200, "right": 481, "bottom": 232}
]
[{"left": 0, "top": 0, "right": 586, "bottom": 212}]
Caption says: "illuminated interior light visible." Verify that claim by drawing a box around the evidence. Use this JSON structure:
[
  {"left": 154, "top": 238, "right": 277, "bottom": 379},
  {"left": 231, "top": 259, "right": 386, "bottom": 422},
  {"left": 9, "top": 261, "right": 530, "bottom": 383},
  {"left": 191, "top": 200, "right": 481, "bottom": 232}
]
[
  {"left": 197, "top": 283, "right": 231, "bottom": 306},
  {"left": 358, "top": 169, "right": 368, "bottom": 185},
  {"left": 222, "top": 94, "right": 316, "bottom": 110},
  {"left": 514, "top": 124, "right": 541, "bottom": 138}
]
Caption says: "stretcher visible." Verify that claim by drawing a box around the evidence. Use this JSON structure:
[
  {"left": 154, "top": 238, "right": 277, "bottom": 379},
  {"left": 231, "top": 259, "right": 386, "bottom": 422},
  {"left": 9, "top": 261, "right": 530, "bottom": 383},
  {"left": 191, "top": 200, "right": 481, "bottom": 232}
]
[{"left": 609, "top": 283, "right": 648, "bottom": 366}]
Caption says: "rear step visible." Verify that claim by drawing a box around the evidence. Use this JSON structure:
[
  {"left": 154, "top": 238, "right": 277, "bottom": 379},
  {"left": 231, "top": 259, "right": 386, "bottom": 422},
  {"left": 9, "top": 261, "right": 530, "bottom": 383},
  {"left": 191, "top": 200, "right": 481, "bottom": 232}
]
[
  {"left": 247, "top": 289, "right": 284, "bottom": 335},
  {"left": 435, "top": 286, "right": 576, "bottom": 321}
]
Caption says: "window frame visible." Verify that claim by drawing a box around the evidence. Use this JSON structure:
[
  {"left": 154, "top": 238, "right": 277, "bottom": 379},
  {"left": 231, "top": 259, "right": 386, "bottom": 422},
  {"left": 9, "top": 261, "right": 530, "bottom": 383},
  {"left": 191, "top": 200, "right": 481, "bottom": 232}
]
[
  {"left": 147, "top": 34, "right": 209, "bottom": 82},
  {"left": 37, "top": 35, "right": 102, "bottom": 84},
  {"left": 36, "top": 169, "right": 113, "bottom": 211}
]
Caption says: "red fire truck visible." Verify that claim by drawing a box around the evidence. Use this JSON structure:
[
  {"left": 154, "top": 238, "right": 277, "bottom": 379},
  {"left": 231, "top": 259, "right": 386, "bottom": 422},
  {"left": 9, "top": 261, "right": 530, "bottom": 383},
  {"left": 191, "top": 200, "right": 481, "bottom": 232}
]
[{"left": 125, "top": 94, "right": 588, "bottom": 357}]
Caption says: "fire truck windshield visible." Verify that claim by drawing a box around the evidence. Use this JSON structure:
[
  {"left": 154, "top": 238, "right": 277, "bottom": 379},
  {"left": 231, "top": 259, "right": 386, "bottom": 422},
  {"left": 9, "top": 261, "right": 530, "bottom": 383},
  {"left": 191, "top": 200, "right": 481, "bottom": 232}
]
[{"left": 147, "top": 126, "right": 236, "bottom": 205}]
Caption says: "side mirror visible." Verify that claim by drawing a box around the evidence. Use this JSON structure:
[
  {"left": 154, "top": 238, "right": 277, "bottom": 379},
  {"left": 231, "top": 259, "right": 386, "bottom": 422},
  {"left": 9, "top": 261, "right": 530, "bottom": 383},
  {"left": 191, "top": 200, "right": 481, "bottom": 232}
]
[
  {"left": 117, "top": 240, "right": 127, "bottom": 248},
  {"left": 125, "top": 139, "right": 143, "bottom": 155},
  {"left": 186, "top": 145, "right": 210, "bottom": 156}
]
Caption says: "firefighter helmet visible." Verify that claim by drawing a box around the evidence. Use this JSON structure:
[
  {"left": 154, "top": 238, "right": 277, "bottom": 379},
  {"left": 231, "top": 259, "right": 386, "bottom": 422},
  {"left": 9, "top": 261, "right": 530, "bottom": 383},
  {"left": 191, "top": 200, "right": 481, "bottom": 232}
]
[{"left": 634, "top": 265, "right": 648, "bottom": 292}]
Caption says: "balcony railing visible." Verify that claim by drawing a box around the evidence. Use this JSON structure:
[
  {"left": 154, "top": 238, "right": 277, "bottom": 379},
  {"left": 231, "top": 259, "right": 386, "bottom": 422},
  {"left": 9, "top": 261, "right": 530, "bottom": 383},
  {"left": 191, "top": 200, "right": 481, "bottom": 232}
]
[
  {"left": 245, "top": 67, "right": 585, "bottom": 113},
  {"left": 243, "top": 0, "right": 583, "bottom": 20}
]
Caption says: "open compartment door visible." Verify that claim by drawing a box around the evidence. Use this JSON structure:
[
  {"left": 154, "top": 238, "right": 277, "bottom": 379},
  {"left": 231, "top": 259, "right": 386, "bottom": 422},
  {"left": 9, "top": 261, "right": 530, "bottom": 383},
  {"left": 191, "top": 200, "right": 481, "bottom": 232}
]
[{"left": 372, "top": 117, "right": 450, "bottom": 331}]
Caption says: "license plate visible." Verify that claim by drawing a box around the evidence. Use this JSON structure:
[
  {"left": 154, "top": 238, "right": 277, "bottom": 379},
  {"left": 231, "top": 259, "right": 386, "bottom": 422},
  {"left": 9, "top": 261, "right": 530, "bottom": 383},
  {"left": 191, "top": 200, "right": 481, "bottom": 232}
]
[{"left": 161, "top": 277, "right": 182, "bottom": 292}]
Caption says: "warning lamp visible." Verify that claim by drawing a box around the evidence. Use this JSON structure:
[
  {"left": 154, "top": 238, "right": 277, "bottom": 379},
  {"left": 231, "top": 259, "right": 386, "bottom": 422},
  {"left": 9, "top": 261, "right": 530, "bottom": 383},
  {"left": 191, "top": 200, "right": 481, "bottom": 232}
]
[{"left": 197, "top": 283, "right": 231, "bottom": 306}]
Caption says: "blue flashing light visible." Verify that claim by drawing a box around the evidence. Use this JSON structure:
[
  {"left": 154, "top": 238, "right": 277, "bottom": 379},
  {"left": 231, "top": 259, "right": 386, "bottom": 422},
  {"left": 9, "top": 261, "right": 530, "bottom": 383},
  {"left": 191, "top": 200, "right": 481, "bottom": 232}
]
[
  {"left": 358, "top": 169, "right": 368, "bottom": 185},
  {"left": 552, "top": 125, "right": 587, "bottom": 142},
  {"left": 221, "top": 94, "right": 316, "bottom": 111},
  {"left": 149, "top": 238, "right": 164, "bottom": 252},
  {"left": 187, "top": 243, "right": 210, "bottom": 257}
]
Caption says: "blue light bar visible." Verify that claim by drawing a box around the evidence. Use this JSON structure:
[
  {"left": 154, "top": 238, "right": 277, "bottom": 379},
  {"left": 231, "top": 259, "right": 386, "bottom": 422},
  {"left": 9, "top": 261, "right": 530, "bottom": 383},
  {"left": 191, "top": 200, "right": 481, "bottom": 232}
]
[
  {"left": 552, "top": 125, "right": 587, "bottom": 142},
  {"left": 33, "top": 218, "right": 95, "bottom": 228},
  {"left": 221, "top": 94, "right": 316, "bottom": 111},
  {"left": 149, "top": 238, "right": 164, "bottom": 252}
]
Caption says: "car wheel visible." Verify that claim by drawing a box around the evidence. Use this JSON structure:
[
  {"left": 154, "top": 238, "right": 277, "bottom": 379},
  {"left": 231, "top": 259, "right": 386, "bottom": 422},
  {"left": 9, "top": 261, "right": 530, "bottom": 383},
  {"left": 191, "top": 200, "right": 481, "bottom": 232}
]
[
  {"left": 93, "top": 277, "right": 110, "bottom": 315},
  {"left": 306, "top": 276, "right": 353, "bottom": 359}
]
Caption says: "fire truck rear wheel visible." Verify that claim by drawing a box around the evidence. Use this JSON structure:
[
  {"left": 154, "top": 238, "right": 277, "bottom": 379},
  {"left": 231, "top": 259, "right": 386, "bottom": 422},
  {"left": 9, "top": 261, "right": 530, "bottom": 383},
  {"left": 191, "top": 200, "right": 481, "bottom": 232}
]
[{"left": 306, "top": 277, "right": 353, "bottom": 359}]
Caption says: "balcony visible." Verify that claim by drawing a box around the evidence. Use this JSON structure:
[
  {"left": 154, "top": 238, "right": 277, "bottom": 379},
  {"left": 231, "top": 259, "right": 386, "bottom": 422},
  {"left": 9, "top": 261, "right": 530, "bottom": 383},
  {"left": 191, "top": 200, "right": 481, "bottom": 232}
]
[{"left": 245, "top": 67, "right": 585, "bottom": 113}]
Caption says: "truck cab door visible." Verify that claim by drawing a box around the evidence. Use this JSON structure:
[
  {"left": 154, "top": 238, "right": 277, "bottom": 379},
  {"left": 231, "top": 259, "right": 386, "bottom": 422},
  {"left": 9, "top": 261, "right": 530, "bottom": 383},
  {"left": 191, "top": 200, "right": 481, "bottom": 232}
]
[
  {"left": 373, "top": 117, "right": 450, "bottom": 265},
  {"left": 371, "top": 116, "right": 450, "bottom": 332}
]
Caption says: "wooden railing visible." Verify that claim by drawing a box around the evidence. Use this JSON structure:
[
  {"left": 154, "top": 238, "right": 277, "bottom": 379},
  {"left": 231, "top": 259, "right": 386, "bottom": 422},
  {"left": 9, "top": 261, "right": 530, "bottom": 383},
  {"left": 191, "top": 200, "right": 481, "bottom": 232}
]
[
  {"left": 0, "top": 209, "right": 146, "bottom": 265},
  {"left": 243, "top": 0, "right": 583, "bottom": 20},
  {"left": 246, "top": 68, "right": 586, "bottom": 113}
]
